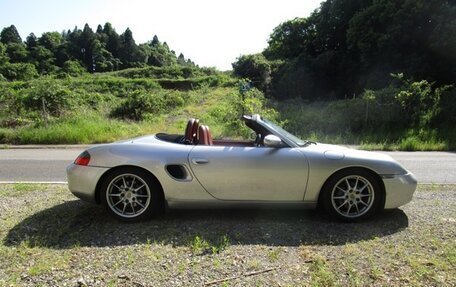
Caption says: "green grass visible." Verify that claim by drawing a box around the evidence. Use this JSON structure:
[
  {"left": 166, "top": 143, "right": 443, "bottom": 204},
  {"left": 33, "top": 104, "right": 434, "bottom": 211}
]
[
  {"left": 0, "top": 84, "right": 266, "bottom": 144},
  {"left": 0, "top": 183, "right": 48, "bottom": 197},
  {"left": 0, "top": 114, "right": 158, "bottom": 144},
  {"left": 360, "top": 136, "right": 448, "bottom": 151},
  {"left": 276, "top": 98, "right": 456, "bottom": 151}
]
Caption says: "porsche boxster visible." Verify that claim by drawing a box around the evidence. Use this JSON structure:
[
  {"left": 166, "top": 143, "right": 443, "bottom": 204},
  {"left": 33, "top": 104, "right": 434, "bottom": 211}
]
[{"left": 67, "top": 115, "right": 417, "bottom": 222}]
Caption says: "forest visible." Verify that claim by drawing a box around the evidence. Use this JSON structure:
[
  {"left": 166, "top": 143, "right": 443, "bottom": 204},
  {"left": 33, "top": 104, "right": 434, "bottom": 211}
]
[
  {"left": 0, "top": 0, "right": 455, "bottom": 150},
  {"left": 233, "top": 0, "right": 456, "bottom": 150},
  {"left": 0, "top": 22, "right": 194, "bottom": 80}
]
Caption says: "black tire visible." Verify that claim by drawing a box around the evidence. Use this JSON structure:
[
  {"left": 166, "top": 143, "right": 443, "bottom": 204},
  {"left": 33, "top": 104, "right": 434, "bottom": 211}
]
[
  {"left": 320, "top": 168, "right": 384, "bottom": 222},
  {"left": 100, "top": 167, "right": 163, "bottom": 222}
]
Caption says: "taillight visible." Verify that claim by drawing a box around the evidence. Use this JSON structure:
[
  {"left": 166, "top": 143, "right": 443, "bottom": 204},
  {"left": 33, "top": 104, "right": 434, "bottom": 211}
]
[{"left": 74, "top": 151, "right": 91, "bottom": 166}]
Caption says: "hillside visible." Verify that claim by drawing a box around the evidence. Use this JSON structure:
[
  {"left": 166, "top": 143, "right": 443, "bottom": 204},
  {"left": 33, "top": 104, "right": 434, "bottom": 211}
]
[
  {"left": 1, "top": 68, "right": 454, "bottom": 151},
  {"left": 0, "top": 66, "right": 276, "bottom": 144}
]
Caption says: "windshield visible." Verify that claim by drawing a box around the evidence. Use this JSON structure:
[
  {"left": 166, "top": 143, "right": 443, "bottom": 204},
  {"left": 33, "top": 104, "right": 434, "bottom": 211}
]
[{"left": 261, "top": 118, "right": 306, "bottom": 146}]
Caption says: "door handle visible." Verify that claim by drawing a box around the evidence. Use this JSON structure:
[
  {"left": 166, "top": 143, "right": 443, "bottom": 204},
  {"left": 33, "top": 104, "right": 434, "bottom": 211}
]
[{"left": 192, "top": 158, "right": 209, "bottom": 165}]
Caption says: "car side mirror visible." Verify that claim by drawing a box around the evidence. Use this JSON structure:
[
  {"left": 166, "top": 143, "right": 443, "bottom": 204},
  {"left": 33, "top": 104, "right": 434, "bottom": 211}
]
[{"left": 263, "top": 134, "right": 283, "bottom": 148}]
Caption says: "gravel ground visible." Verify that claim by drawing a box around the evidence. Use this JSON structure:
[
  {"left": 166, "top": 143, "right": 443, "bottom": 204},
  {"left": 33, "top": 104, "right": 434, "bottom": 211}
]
[{"left": 0, "top": 184, "right": 454, "bottom": 286}]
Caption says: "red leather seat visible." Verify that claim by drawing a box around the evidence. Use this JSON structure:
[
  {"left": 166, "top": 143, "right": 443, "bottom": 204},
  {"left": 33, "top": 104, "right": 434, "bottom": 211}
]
[
  {"left": 198, "top": 125, "right": 213, "bottom": 145},
  {"left": 184, "top": 118, "right": 199, "bottom": 144},
  {"left": 191, "top": 119, "right": 199, "bottom": 142},
  {"left": 206, "top": 125, "right": 213, "bottom": 145}
]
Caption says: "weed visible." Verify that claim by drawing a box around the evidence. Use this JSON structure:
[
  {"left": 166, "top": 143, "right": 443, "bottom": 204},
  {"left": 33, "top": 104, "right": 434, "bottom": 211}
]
[
  {"left": 309, "top": 255, "right": 336, "bottom": 287},
  {"left": 211, "top": 235, "right": 230, "bottom": 254},
  {"left": 370, "top": 265, "right": 384, "bottom": 280},
  {"left": 267, "top": 248, "right": 281, "bottom": 262},
  {"left": 189, "top": 235, "right": 211, "bottom": 255},
  {"left": 189, "top": 234, "right": 231, "bottom": 255}
]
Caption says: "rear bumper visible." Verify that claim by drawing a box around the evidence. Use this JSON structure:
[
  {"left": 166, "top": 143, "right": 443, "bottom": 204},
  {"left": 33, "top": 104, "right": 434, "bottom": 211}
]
[
  {"left": 66, "top": 163, "right": 109, "bottom": 203},
  {"left": 383, "top": 172, "right": 418, "bottom": 209}
]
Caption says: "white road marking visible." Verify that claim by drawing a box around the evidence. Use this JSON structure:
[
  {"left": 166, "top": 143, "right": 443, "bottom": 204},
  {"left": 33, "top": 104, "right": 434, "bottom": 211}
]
[{"left": 0, "top": 181, "right": 68, "bottom": 184}]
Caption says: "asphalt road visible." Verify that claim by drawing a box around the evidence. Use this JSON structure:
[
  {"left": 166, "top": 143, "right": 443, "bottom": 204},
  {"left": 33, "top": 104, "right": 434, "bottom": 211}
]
[
  {"left": 0, "top": 148, "right": 455, "bottom": 183},
  {"left": 0, "top": 149, "right": 82, "bottom": 182}
]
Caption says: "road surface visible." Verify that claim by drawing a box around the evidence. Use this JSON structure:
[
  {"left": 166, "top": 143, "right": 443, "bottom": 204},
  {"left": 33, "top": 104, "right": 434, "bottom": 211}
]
[{"left": 0, "top": 148, "right": 455, "bottom": 183}]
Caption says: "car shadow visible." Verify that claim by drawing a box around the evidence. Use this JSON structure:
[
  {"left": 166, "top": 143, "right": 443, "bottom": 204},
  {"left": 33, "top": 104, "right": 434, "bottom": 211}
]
[{"left": 3, "top": 200, "right": 408, "bottom": 249}]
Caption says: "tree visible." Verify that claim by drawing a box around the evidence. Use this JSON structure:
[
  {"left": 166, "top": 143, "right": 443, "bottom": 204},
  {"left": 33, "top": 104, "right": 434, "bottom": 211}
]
[
  {"left": 5, "top": 43, "right": 28, "bottom": 63},
  {"left": 233, "top": 0, "right": 456, "bottom": 101},
  {"left": 105, "top": 25, "right": 121, "bottom": 59},
  {"left": 0, "top": 22, "right": 197, "bottom": 73},
  {"left": 38, "top": 32, "right": 62, "bottom": 51},
  {"left": 79, "top": 24, "right": 96, "bottom": 70},
  {"left": 346, "top": 0, "right": 456, "bottom": 88},
  {"left": 151, "top": 35, "right": 160, "bottom": 47},
  {"left": 0, "top": 25, "right": 22, "bottom": 44},
  {"left": 232, "top": 54, "right": 272, "bottom": 92},
  {"left": 145, "top": 40, "right": 178, "bottom": 67},
  {"left": 54, "top": 42, "right": 71, "bottom": 67},
  {"left": 30, "top": 46, "right": 57, "bottom": 74},
  {"left": 118, "top": 28, "right": 142, "bottom": 68},
  {"left": 96, "top": 24, "right": 103, "bottom": 34},
  {"left": 91, "top": 39, "right": 117, "bottom": 72},
  {"left": 264, "top": 18, "right": 316, "bottom": 60},
  {"left": 0, "top": 42, "right": 9, "bottom": 64},
  {"left": 25, "top": 33, "right": 38, "bottom": 50},
  {"left": 177, "top": 53, "right": 186, "bottom": 65}
]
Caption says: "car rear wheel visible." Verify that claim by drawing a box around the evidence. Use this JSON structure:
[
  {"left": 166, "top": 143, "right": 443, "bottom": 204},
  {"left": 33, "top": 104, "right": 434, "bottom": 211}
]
[
  {"left": 100, "top": 168, "right": 162, "bottom": 222},
  {"left": 321, "top": 169, "right": 383, "bottom": 222}
]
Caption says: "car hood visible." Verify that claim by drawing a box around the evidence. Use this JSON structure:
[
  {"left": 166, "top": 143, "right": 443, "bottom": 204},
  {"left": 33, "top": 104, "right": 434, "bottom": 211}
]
[
  {"left": 306, "top": 143, "right": 389, "bottom": 160},
  {"left": 301, "top": 143, "right": 409, "bottom": 175}
]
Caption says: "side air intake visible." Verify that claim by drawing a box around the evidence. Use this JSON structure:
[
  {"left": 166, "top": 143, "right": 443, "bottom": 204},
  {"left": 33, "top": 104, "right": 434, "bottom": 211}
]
[{"left": 165, "top": 165, "right": 191, "bottom": 181}]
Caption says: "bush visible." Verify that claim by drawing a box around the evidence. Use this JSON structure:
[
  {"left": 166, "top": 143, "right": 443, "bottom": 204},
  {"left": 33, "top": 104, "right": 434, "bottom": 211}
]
[
  {"left": 276, "top": 75, "right": 455, "bottom": 148},
  {"left": 109, "top": 65, "right": 215, "bottom": 79},
  {"left": 0, "top": 63, "right": 38, "bottom": 81},
  {"left": 22, "top": 79, "right": 78, "bottom": 116},
  {"left": 157, "top": 76, "right": 224, "bottom": 90},
  {"left": 436, "top": 86, "right": 456, "bottom": 126},
  {"left": 111, "top": 90, "right": 188, "bottom": 121},
  {"left": 60, "top": 60, "right": 86, "bottom": 77},
  {"left": 67, "top": 77, "right": 162, "bottom": 97},
  {"left": 205, "top": 86, "right": 278, "bottom": 138},
  {"left": 0, "top": 85, "right": 29, "bottom": 127}
]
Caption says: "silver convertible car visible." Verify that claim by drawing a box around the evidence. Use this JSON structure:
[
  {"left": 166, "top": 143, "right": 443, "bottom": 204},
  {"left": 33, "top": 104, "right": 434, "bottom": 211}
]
[{"left": 67, "top": 115, "right": 417, "bottom": 222}]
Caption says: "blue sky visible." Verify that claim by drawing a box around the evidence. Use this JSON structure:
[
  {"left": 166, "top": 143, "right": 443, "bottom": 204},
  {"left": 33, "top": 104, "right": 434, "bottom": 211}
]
[{"left": 0, "top": 0, "right": 321, "bottom": 70}]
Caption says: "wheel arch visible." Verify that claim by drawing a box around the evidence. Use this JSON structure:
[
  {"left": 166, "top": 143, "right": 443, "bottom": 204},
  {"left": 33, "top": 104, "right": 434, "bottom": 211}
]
[
  {"left": 317, "top": 166, "right": 386, "bottom": 209},
  {"left": 95, "top": 165, "right": 165, "bottom": 207}
]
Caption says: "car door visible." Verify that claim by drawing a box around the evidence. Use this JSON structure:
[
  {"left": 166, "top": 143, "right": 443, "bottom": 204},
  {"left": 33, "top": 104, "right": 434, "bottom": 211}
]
[{"left": 188, "top": 145, "right": 309, "bottom": 201}]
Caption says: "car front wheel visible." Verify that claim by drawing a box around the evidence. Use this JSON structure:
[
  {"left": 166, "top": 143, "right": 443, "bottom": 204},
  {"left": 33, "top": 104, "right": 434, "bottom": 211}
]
[{"left": 321, "top": 169, "right": 383, "bottom": 222}]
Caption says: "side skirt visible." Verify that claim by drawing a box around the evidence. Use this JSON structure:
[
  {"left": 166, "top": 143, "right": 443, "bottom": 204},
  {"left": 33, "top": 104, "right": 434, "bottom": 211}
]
[{"left": 166, "top": 200, "right": 317, "bottom": 210}]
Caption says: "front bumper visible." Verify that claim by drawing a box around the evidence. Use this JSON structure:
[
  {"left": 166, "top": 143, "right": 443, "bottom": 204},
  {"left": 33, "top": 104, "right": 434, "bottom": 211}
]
[
  {"left": 66, "top": 163, "right": 110, "bottom": 203},
  {"left": 383, "top": 172, "right": 418, "bottom": 209}
]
